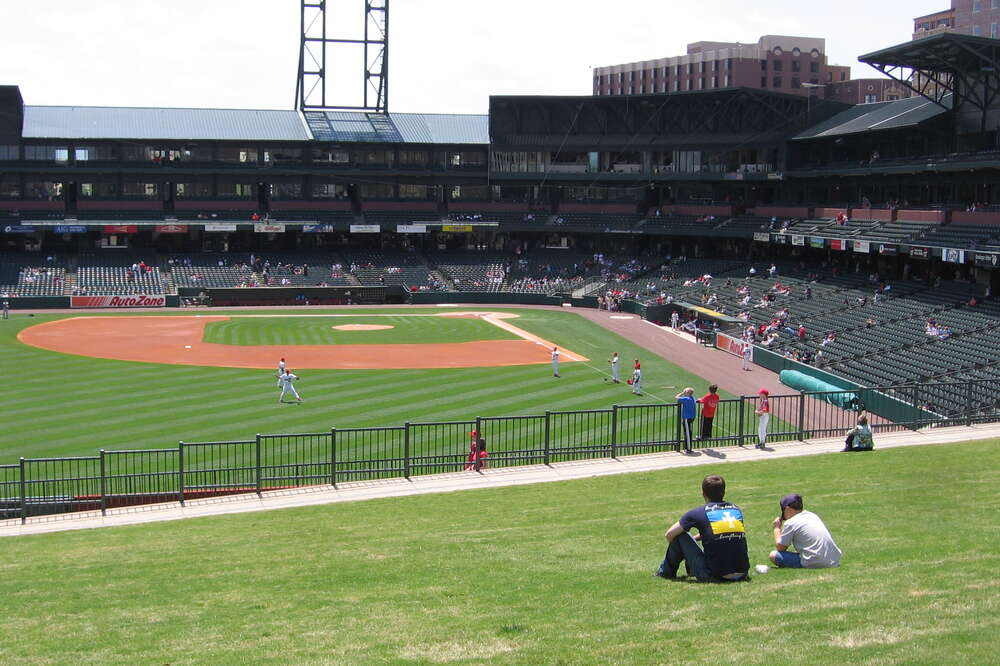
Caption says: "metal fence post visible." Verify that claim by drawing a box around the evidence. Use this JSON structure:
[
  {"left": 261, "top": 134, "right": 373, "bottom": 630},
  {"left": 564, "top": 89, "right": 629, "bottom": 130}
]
[
  {"left": 610, "top": 405, "right": 618, "bottom": 459},
  {"left": 544, "top": 411, "right": 551, "bottom": 466},
  {"left": 255, "top": 434, "right": 263, "bottom": 498},
  {"left": 178, "top": 441, "right": 185, "bottom": 507},
  {"left": 99, "top": 449, "right": 107, "bottom": 517},
  {"left": 19, "top": 457, "right": 26, "bottom": 525},
  {"left": 674, "top": 404, "right": 681, "bottom": 452},
  {"left": 403, "top": 422, "right": 411, "bottom": 480},
  {"left": 474, "top": 416, "right": 483, "bottom": 472},
  {"left": 738, "top": 397, "right": 747, "bottom": 446},
  {"left": 797, "top": 393, "right": 806, "bottom": 441},
  {"left": 912, "top": 384, "right": 920, "bottom": 427},
  {"left": 330, "top": 427, "right": 337, "bottom": 488}
]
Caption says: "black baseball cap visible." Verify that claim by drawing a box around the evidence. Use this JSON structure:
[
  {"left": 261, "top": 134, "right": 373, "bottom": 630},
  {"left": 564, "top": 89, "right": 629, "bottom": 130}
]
[{"left": 779, "top": 493, "right": 803, "bottom": 512}]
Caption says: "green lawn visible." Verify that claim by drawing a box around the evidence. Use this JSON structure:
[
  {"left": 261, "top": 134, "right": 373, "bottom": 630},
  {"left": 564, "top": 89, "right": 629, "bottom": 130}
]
[
  {"left": 2, "top": 307, "right": 734, "bottom": 461},
  {"left": 202, "top": 313, "right": 520, "bottom": 346},
  {"left": 0, "top": 441, "right": 996, "bottom": 664}
]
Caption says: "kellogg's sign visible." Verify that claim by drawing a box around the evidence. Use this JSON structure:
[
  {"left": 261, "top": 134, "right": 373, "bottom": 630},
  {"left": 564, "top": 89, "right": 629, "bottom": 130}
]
[{"left": 71, "top": 294, "right": 166, "bottom": 308}]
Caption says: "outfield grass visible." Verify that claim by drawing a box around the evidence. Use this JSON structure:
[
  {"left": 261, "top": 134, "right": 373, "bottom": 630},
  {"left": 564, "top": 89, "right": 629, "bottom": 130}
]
[
  {"left": 0, "top": 441, "right": 996, "bottom": 664},
  {"left": 202, "top": 314, "right": 519, "bottom": 346},
  {"left": 2, "top": 307, "right": 737, "bottom": 461}
]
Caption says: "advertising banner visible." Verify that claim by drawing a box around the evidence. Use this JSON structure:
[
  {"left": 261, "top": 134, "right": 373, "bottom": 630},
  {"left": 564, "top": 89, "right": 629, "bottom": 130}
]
[
  {"left": 349, "top": 224, "right": 381, "bottom": 233},
  {"left": 71, "top": 294, "right": 166, "bottom": 308},
  {"left": 715, "top": 332, "right": 747, "bottom": 358},
  {"left": 830, "top": 239, "right": 845, "bottom": 251},
  {"left": 102, "top": 225, "right": 138, "bottom": 234},
  {"left": 909, "top": 246, "right": 929, "bottom": 259},
  {"left": 852, "top": 240, "right": 870, "bottom": 254},
  {"left": 973, "top": 251, "right": 999, "bottom": 268},
  {"left": 397, "top": 224, "right": 427, "bottom": 233},
  {"left": 771, "top": 234, "right": 789, "bottom": 245},
  {"left": 943, "top": 248, "right": 965, "bottom": 264},
  {"left": 809, "top": 237, "right": 825, "bottom": 248},
  {"left": 791, "top": 234, "right": 805, "bottom": 246},
  {"left": 302, "top": 224, "right": 337, "bottom": 233},
  {"left": 2, "top": 224, "right": 36, "bottom": 234},
  {"left": 155, "top": 224, "right": 188, "bottom": 233},
  {"left": 442, "top": 224, "right": 473, "bottom": 233},
  {"left": 753, "top": 232, "right": 770, "bottom": 242},
  {"left": 254, "top": 223, "right": 286, "bottom": 233},
  {"left": 204, "top": 223, "right": 237, "bottom": 232},
  {"left": 878, "top": 244, "right": 897, "bottom": 256},
  {"left": 53, "top": 225, "right": 87, "bottom": 234}
]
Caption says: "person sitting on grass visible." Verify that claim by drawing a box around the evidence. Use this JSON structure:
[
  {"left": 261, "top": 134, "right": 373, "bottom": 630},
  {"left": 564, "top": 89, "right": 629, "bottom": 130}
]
[
  {"left": 769, "top": 493, "right": 842, "bottom": 569},
  {"left": 843, "top": 416, "right": 875, "bottom": 451},
  {"left": 654, "top": 474, "right": 749, "bottom": 582}
]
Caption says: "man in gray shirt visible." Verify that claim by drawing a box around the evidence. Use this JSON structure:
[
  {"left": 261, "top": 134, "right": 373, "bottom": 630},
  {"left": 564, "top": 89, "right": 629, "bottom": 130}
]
[{"left": 768, "top": 493, "right": 842, "bottom": 569}]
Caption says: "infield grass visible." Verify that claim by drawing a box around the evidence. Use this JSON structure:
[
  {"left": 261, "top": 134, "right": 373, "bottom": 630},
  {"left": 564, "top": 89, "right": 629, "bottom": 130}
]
[
  {"left": 2, "top": 307, "right": 741, "bottom": 461},
  {"left": 0, "top": 440, "right": 996, "bottom": 664},
  {"left": 202, "top": 313, "right": 520, "bottom": 346}
]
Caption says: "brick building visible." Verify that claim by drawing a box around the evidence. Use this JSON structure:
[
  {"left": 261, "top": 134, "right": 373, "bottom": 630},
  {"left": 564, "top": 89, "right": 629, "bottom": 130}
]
[
  {"left": 593, "top": 35, "right": 850, "bottom": 98},
  {"left": 915, "top": 2, "right": 1000, "bottom": 40}
]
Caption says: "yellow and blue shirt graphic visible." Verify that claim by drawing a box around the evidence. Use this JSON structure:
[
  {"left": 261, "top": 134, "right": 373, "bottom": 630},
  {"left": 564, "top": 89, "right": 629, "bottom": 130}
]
[{"left": 707, "top": 507, "right": 746, "bottom": 536}]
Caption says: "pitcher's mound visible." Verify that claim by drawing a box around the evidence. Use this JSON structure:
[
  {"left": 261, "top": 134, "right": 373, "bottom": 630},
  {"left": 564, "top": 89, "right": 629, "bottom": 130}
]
[{"left": 332, "top": 324, "right": 394, "bottom": 331}]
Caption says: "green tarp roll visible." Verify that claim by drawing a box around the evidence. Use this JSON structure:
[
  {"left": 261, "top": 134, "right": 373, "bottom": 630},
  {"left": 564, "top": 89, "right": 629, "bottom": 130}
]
[{"left": 779, "top": 370, "right": 863, "bottom": 411}]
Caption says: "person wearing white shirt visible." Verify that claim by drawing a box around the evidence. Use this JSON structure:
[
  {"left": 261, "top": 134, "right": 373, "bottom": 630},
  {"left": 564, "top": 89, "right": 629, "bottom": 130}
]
[
  {"left": 278, "top": 369, "right": 303, "bottom": 403},
  {"left": 551, "top": 347, "right": 560, "bottom": 377},
  {"left": 769, "top": 493, "right": 842, "bottom": 569},
  {"left": 609, "top": 352, "right": 620, "bottom": 383}
]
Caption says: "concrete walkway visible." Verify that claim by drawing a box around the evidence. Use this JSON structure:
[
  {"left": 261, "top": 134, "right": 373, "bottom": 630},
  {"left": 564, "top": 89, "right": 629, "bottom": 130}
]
[{"left": 3, "top": 422, "right": 997, "bottom": 538}]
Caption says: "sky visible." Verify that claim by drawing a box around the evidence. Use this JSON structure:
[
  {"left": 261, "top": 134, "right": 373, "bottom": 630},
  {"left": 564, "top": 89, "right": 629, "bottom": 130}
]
[{"left": 1, "top": 0, "right": 948, "bottom": 114}]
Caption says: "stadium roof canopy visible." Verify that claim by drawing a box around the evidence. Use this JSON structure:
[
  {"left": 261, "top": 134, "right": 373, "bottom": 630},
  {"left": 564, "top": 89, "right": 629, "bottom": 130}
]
[
  {"left": 792, "top": 93, "right": 952, "bottom": 140},
  {"left": 859, "top": 33, "right": 1000, "bottom": 112},
  {"left": 21, "top": 104, "right": 489, "bottom": 145}
]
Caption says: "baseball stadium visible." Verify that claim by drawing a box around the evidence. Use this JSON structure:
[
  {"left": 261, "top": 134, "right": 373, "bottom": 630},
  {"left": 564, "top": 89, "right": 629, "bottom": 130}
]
[{"left": 1, "top": 1, "right": 999, "bottom": 663}]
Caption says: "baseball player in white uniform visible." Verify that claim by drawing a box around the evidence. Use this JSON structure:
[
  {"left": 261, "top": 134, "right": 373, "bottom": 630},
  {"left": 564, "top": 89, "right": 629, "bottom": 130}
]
[
  {"left": 551, "top": 347, "right": 560, "bottom": 377},
  {"left": 278, "top": 369, "right": 302, "bottom": 403},
  {"left": 609, "top": 352, "right": 620, "bottom": 383},
  {"left": 741, "top": 343, "right": 753, "bottom": 371},
  {"left": 276, "top": 357, "right": 287, "bottom": 387},
  {"left": 631, "top": 365, "right": 642, "bottom": 395}
]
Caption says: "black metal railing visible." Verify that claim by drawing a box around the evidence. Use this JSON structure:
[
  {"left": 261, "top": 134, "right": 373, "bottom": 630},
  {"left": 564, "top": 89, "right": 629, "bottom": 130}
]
[{"left": 1, "top": 381, "right": 996, "bottom": 525}]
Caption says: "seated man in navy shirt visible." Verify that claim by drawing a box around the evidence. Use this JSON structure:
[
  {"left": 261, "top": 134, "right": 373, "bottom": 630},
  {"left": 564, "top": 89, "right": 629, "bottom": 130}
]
[{"left": 654, "top": 474, "right": 750, "bottom": 582}]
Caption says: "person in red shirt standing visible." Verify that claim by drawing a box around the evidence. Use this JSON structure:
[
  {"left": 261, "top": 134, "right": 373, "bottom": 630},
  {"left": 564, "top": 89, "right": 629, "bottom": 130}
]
[
  {"left": 464, "top": 429, "right": 479, "bottom": 470},
  {"left": 697, "top": 384, "right": 721, "bottom": 440},
  {"left": 755, "top": 389, "right": 770, "bottom": 449}
]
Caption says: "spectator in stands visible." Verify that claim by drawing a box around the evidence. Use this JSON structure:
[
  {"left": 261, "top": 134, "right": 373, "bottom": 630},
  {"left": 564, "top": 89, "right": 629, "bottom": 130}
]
[
  {"left": 798, "top": 324, "right": 806, "bottom": 339},
  {"left": 768, "top": 264, "right": 778, "bottom": 278}
]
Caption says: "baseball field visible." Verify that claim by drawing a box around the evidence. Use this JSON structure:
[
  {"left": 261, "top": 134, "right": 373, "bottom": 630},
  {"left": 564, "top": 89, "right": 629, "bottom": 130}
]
[{"left": 3, "top": 306, "right": 736, "bottom": 462}]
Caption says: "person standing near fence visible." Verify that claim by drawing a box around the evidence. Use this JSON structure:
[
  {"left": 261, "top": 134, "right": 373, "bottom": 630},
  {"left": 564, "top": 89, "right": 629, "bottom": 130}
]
[
  {"left": 551, "top": 346, "right": 560, "bottom": 378},
  {"left": 698, "top": 384, "right": 720, "bottom": 440},
  {"left": 755, "top": 389, "right": 770, "bottom": 449},
  {"left": 278, "top": 369, "right": 303, "bottom": 403},
  {"left": 671, "top": 311, "right": 680, "bottom": 329},
  {"left": 609, "top": 352, "right": 621, "bottom": 383},
  {"left": 741, "top": 342, "right": 753, "bottom": 371},
  {"left": 676, "top": 388, "right": 697, "bottom": 453},
  {"left": 630, "top": 363, "right": 642, "bottom": 395}
]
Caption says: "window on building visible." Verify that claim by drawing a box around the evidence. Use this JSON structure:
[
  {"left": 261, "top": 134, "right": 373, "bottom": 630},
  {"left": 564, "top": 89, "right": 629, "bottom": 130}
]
[
  {"left": 973, "top": 0, "right": 981, "bottom": 11},
  {"left": 175, "top": 182, "right": 212, "bottom": 199},
  {"left": 773, "top": 60, "right": 782, "bottom": 71},
  {"left": 0, "top": 145, "right": 20, "bottom": 160},
  {"left": 760, "top": 59, "right": 767, "bottom": 71},
  {"left": 122, "top": 182, "right": 160, "bottom": 199},
  {"left": 975, "top": 24, "right": 984, "bottom": 36},
  {"left": 24, "top": 145, "right": 69, "bottom": 161},
  {"left": 992, "top": 22, "right": 999, "bottom": 38},
  {"left": 810, "top": 62, "right": 819, "bottom": 74},
  {"left": 761, "top": 77, "right": 768, "bottom": 88},
  {"left": 792, "top": 61, "right": 800, "bottom": 72},
  {"left": 841, "top": 71, "right": 847, "bottom": 81},
  {"left": 773, "top": 76, "right": 782, "bottom": 88},
  {"left": 688, "top": 63, "right": 694, "bottom": 74},
  {"left": 791, "top": 78, "right": 801, "bottom": 88},
  {"left": 312, "top": 183, "right": 348, "bottom": 199},
  {"left": 994, "top": 0, "right": 999, "bottom": 9},
  {"left": 864, "top": 94, "right": 879, "bottom": 104},
  {"left": 217, "top": 182, "right": 254, "bottom": 199},
  {"left": 727, "top": 59, "right": 733, "bottom": 70}
]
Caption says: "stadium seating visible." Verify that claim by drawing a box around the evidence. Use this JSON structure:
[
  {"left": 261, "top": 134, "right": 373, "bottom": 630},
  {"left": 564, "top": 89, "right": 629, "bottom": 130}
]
[{"left": 0, "top": 254, "right": 67, "bottom": 296}]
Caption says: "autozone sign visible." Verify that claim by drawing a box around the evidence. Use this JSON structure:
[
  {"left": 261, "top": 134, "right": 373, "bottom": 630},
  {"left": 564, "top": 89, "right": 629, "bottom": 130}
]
[{"left": 71, "top": 295, "right": 166, "bottom": 308}]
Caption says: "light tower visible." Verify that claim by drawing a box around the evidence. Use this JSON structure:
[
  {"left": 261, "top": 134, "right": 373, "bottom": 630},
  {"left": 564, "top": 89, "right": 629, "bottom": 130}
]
[{"left": 295, "top": 0, "right": 389, "bottom": 113}]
